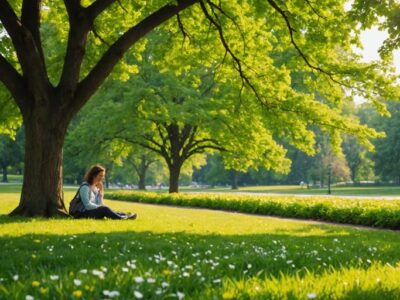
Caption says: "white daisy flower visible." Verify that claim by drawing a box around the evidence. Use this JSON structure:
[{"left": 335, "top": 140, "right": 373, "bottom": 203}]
[
  {"left": 307, "top": 293, "right": 317, "bottom": 299},
  {"left": 134, "top": 290, "right": 143, "bottom": 299},
  {"left": 134, "top": 276, "right": 144, "bottom": 283},
  {"left": 74, "top": 279, "right": 81, "bottom": 286}
]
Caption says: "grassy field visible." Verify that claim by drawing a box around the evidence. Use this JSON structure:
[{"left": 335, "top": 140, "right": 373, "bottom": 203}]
[
  {"left": 3, "top": 179, "right": 400, "bottom": 197},
  {"left": 1, "top": 188, "right": 400, "bottom": 299},
  {"left": 181, "top": 185, "right": 400, "bottom": 196}
]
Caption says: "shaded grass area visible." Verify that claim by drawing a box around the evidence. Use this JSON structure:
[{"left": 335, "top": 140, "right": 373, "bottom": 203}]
[
  {"left": 1, "top": 191, "right": 400, "bottom": 299},
  {"left": 106, "top": 192, "right": 400, "bottom": 230}
]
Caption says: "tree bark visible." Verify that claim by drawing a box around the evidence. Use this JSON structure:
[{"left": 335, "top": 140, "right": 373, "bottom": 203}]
[
  {"left": 231, "top": 170, "right": 239, "bottom": 190},
  {"left": 2, "top": 166, "right": 8, "bottom": 183},
  {"left": 138, "top": 175, "right": 146, "bottom": 190},
  {"left": 137, "top": 155, "right": 149, "bottom": 190},
  {"left": 9, "top": 114, "right": 69, "bottom": 217},
  {"left": 169, "top": 164, "right": 181, "bottom": 193}
]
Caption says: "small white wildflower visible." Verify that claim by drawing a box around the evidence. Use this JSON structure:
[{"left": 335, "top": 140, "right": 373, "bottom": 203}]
[
  {"left": 122, "top": 267, "right": 129, "bottom": 272},
  {"left": 101, "top": 266, "right": 108, "bottom": 272},
  {"left": 79, "top": 269, "right": 87, "bottom": 274},
  {"left": 247, "top": 264, "right": 252, "bottom": 269},
  {"left": 286, "top": 260, "right": 293, "bottom": 264},
  {"left": 13, "top": 275, "right": 19, "bottom": 281},
  {"left": 182, "top": 272, "right": 190, "bottom": 277},
  {"left": 229, "top": 264, "right": 235, "bottom": 269},
  {"left": 213, "top": 279, "right": 221, "bottom": 284},
  {"left": 74, "top": 279, "right": 81, "bottom": 286},
  {"left": 134, "top": 290, "right": 143, "bottom": 299},
  {"left": 196, "top": 272, "right": 202, "bottom": 277},
  {"left": 161, "top": 282, "right": 169, "bottom": 288},
  {"left": 167, "top": 261, "right": 174, "bottom": 266},
  {"left": 134, "top": 276, "right": 144, "bottom": 283},
  {"left": 103, "top": 290, "right": 120, "bottom": 298},
  {"left": 25, "top": 295, "right": 34, "bottom": 300},
  {"left": 50, "top": 275, "right": 59, "bottom": 280},
  {"left": 92, "top": 270, "right": 105, "bottom": 279},
  {"left": 177, "top": 291, "right": 185, "bottom": 299},
  {"left": 155, "top": 289, "right": 163, "bottom": 295},
  {"left": 147, "top": 278, "right": 156, "bottom": 284},
  {"left": 307, "top": 293, "right": 317, "bottom": 299}
]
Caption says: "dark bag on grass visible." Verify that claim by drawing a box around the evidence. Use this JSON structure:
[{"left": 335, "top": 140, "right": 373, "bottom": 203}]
[{"left": 69, "top": 183, "right": 89, "bottom": 217}]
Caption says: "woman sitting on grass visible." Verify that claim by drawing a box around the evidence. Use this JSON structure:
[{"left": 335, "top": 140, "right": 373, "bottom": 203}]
[{"left": 76, "top": 165, "right": 136, "bottom": 220}]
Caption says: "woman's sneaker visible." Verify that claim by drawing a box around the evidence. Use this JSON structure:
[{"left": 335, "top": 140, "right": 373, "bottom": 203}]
[{"left": 125, "top": 213, "right": 137, "bottom": 220}]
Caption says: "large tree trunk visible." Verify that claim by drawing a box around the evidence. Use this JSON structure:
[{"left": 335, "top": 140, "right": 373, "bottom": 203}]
[
  {"left": 10, "top": 115, "right": 69, "bottom": 217},
  {"left": 231, "top": 170, "right": 239, "bottom": 190},
  {"left": 169, "top": 164, "right": 181, "bottom": 193},
  {"left": 138, "top": 175, "right": 146, "bottom": 190},
  {"left": 2, "top": 166, "right": 8, "bottom": 183},
  {"left": 138, "top": 155, "right": 148, "bottom": 190}
]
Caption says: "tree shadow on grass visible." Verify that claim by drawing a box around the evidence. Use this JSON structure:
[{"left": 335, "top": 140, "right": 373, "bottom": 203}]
[
  {"left": 0, "top": 214, "right": 74, "bottom": 224},
  {"left": 0, "top": 224, "right": 399, "bottom": 299}
]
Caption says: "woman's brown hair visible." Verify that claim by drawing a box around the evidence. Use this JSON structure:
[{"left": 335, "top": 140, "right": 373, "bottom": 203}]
[{"left": 84, "top": 165, "right": 106, "bottom": 185}]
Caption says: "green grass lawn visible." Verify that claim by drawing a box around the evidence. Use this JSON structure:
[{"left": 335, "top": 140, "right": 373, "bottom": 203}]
[
  {"left": 181, "top": 185, "right": 400, "bottom": 196},
  {"left": 1, "top": 190, "right": 400, "bottom": 299}
]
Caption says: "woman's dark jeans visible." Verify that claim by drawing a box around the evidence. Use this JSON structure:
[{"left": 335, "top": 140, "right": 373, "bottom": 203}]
[{"left": 77, "top": 206, "right": 125, "bottom": 219}]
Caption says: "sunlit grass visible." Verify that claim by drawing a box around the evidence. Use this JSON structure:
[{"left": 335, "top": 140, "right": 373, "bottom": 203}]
[
  {"left": 1, "top": 190, "right": 400, "bottom": 299},
  {"left": 107, "top": 191, "right": 400, "bottom": 229},
  {"left": 182, "top": 185, "right": 400, "bottom": 196}
]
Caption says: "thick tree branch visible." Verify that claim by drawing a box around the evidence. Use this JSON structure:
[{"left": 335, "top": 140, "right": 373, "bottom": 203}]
[
  {"left": 75, "top": 0, "right": 199, "bottom": 108},
  {"left": 141, "top": 134, "right": 171, "bottom": 161},
  {"left": 58, "top": 0, "right": 91, "bottom": 100},
  {"left": 0, "top": 0, "right": 22, "bottom": 42},
  {"left": 86, "top": 0, "right": 117, "bottom": 20},
  {"left": 21, "top": 0, "right": 44, "bottom": 61},
  {"left": 180, "top": 124, "right": 194, "bottom": 149},
  {"left": 155, "top": 123, "right": 170, "bottom": 151},
  {"left": 0, "top": 0, "right": 50, "bottom": 99},
  {"left": 185, "top": 144, "right": 226, "bottom": 159},
  {"left": 0, "top": 54, "right": 28, "bottom": 110}
]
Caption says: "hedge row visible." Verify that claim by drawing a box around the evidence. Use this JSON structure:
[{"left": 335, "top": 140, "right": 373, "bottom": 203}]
[{"left": 105, "top": 191, "right": 400, "bottom": 229}]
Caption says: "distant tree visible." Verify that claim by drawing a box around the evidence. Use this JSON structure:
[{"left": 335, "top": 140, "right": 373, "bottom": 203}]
[
  {"left": 124, "top": 149, "right": 158, "bottom": 190},
  {"left": 0, "top": 129, "right": 24, "bottom": 182},
  {"left": 369, "top": 102, "right": 400, "bottom": 184},
  {"left": 193, "top": 154, "right": 230, "bottom": 188}
]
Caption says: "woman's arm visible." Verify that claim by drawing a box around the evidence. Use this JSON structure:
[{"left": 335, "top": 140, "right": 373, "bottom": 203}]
[
  {"left": 79, "top": 185, "right": 100, "bottom": 210},
  {"left": 96, "top": 182, "right": 104, "bottom": 205}
]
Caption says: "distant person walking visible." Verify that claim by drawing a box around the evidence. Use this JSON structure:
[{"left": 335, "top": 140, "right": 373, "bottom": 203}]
[{"left": 73, "top": 165, "right": 136, "bottom": 220}]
